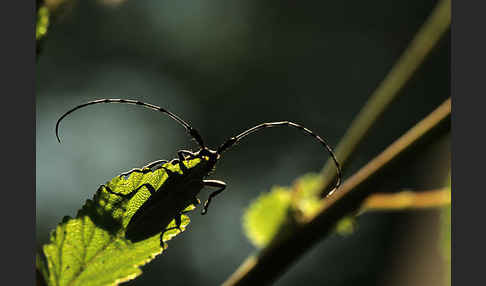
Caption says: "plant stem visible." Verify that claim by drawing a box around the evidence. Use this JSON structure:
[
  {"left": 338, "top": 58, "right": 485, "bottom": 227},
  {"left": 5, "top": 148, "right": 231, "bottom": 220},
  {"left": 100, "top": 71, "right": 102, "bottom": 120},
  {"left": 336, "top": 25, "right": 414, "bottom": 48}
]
[
  {"left": 360, "top": 188, "right": 451, "bottom": 212},
  {"left": 319, "top": 0, "right": 451, "bottom": 196},
  {"left": 223, "top": 98, "right": 450, "bottom": 286}
]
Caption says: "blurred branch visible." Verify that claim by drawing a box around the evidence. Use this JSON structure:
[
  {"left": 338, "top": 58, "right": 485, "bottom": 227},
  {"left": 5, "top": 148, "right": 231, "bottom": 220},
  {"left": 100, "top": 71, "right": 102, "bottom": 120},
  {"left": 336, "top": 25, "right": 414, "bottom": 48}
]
[
  {"left": 360, "top": 188, "right": 451, "bottom": 213},
  {"left": 319, "top": 0, "right": 451, "bottom": 197},
  {"left": 440, "top": 172, "right": 451, "bottom": 286},
  {"left": 223, "top": 98, "right": 450, "bottom": 286}
]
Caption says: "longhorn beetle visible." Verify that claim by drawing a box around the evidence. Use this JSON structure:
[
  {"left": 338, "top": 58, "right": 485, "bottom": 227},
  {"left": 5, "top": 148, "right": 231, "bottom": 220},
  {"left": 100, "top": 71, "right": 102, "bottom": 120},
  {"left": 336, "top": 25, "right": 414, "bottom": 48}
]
[{"left": 56, "top": 99, "right": 342, "bottom": 245}]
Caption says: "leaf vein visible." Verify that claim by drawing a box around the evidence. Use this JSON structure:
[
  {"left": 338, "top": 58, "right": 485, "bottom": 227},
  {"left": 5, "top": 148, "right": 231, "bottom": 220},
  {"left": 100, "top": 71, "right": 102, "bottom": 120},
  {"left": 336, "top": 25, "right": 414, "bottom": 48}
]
[{"left": 66, "top": 235, "right": 119, "bottom": 286}]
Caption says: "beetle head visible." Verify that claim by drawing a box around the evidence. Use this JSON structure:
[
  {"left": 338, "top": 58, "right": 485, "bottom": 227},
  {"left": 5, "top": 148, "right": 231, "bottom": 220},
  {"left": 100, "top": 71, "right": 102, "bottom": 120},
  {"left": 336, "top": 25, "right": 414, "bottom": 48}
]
[{"left": 199, "top": 148, "right": 220, "bottom": 163}]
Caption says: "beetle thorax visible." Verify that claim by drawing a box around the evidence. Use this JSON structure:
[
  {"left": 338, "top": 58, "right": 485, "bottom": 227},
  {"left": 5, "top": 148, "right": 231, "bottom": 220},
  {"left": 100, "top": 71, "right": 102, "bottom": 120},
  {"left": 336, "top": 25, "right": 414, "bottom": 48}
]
[{"left": 186, "top": 148, "right": 219, "bottom": 178}]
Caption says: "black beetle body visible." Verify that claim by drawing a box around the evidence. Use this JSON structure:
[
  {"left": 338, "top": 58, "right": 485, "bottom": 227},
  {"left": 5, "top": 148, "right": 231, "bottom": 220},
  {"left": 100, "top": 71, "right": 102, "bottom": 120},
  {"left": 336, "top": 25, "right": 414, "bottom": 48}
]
[{"left": 56, "top": 99, "right": 341, "bottom": 245}]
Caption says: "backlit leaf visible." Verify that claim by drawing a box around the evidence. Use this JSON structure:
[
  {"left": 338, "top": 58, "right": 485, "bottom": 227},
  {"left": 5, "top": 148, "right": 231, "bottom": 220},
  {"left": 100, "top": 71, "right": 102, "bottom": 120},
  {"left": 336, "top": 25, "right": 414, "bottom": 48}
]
[
  {"left": 243, "top": 173, "right": 356, "bottom": 248},
  {"left": 243, "top": 187, "right": 292, "bottom": 248},
  {"left": 38, "top": 159, "right": 201, "bottom": 286}
]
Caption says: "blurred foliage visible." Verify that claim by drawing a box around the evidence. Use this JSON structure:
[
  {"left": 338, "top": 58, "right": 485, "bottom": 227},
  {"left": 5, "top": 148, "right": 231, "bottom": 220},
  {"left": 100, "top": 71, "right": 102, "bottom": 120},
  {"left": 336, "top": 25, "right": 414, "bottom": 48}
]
[
  {"left": 36, "top": 6, "right": 50, "bottom": 40},
  {"left": 292, "top": 173, "right": 326, "bottom": 214},
  {"left": 37, "top": 0, "right": 74, "bottom": 51},
  {"left": 243, "top": 173, "right": 357, "bottom": 248},
  {"left": 334, "top": 216, "right": 357, "bottom": 236},
  {"left": 243, "top": 187, "right": 292, "bottom": 248},
  {"left": 38, "top": 159, "right": 202, "bottom": 286}
]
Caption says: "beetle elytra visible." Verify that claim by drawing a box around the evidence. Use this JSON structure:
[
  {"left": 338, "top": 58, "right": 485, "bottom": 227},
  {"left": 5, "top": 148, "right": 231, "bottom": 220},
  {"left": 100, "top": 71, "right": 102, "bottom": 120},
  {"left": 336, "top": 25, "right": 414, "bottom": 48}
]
[{"left": 56, "top": 99, "right": 341, "bottom": 244}]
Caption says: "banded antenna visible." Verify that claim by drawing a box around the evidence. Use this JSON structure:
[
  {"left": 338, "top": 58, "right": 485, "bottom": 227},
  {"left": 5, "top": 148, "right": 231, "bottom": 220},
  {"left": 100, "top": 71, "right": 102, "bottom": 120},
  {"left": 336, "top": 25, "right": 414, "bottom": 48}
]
[
  {"left": 55, "top": 99, "right": 205, "bottom": 148},
  {"left": 217, "top": 121, "right": 342, "bottom": 191}
]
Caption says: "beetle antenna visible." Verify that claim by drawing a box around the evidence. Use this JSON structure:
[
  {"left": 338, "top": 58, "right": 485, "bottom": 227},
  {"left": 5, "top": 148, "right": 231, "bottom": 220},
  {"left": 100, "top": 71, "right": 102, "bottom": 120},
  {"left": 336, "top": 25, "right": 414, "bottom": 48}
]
[
  {"left": 217, "top": 121, "right": 342, "bottom": 191},
  {"left": 55, "top": 99, "right": 205, "bottom": 148}
]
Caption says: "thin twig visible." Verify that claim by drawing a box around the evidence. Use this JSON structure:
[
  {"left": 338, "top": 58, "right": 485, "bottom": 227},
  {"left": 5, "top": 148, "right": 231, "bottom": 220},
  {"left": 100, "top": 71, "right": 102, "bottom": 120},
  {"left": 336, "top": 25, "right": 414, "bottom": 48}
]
[
  {"left": 319, "top": 0, "right": 451, "bottom": 197},
  {"left": 360, "top": 188, "right": 451, "bottom": 212},
  {"left": 223, "top": 98, "right": 450, "bottom": 286}
]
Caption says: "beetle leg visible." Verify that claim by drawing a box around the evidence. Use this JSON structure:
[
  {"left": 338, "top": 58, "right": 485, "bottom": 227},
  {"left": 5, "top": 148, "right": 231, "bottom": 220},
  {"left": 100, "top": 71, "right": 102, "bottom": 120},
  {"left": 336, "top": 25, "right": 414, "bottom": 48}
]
[
  {"left": 175, "top": 214, "right": 183, "bottom": 231},
  {"left": 178, "top": 150, "right": 200, "bottom": 172},
  {"left": 100, "top": 185, "right": 129, "bottom": 211},
  {"left": 143, "top": 159, "right": 168, "bottom": 170},
  {"left": 201, "top": 180, "right": 227, "bottom": 215},
  {"left": 104, "top": 183, "right": 157, "bottom": 200},
  {"left": 119, "top": 160, "right": 168, "bottom": 178},
  {"left": 192, "top": 197, "right": 201, "bottom": 206},
  {"left": 161, "top": 166, "right": 177, "bottom": 177},
  {"left": 102, "top": 185, "right": 135, "bottom": 199},
  {"left": 119, "top": 168, "right": 145, "bottom": 179},
  {"left": 158, "top": 206, "right": 196, "bottom": 245},
  {"left": 177, "top": 153, "right": 188, "bottom": 172},
  {"left": 104, "top": 183, "right": 157, "bottom": 213},
  {"left": 178, "top": 150, "right": 197, "bottom": 160},
  {"left": 159, "top": 234, "right": 164, "bottom": 247},
  {"left": 160, "top": 214, "right": 184, "bottom": 242},
  {"left": 134, "top": 183, "right": 158, "bottom": 196}
]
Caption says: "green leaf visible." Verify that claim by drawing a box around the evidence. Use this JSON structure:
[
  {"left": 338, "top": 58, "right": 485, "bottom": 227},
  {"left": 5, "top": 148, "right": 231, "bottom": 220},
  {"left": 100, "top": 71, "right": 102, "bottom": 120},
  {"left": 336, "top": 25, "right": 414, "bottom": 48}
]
[
  {"left": 38, "top": 159, "right": 201, "bottom": 286},
  {"left": 243, "top": 187, "right": 292, "bottom": 248},
  {"left": 242, "top": 173, "right": 323, "bottom": 248},
  {"left": 293, "top": 173, "right": 324, "bottom": 215},
  {"left": 243, "top": 173, "right": 357, "bottom": 248}
]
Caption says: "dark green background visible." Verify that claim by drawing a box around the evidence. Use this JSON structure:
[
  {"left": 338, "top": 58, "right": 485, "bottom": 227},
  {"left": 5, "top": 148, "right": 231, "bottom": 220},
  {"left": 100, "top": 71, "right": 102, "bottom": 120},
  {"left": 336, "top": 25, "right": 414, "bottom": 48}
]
[{"left": 36, "top": 0, "right": 450, "bottom": 285}]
